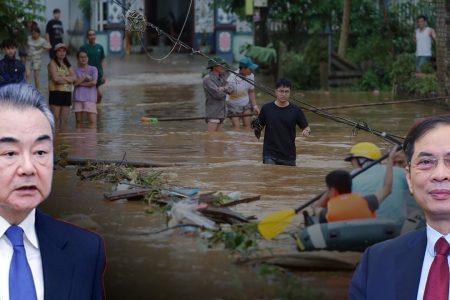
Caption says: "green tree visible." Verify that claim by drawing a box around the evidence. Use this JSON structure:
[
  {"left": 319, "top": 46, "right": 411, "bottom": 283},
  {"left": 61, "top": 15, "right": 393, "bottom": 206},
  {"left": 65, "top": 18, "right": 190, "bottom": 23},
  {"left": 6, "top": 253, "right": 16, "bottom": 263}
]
[
  {"left": 216, "top": 0, "right": 339, "bottom": 48},
  {"left": 0, "top": 0, "right": 45, "bottom": 45},
  {"left": 338, "top": 0, "right": 351, "bottom": 57}
]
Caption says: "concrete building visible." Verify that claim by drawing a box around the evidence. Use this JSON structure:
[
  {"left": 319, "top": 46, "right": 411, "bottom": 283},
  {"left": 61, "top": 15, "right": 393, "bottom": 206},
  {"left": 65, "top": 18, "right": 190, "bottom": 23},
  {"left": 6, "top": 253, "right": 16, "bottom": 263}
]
[{"left": 38, "top": 0, "right": 253, "bottom": 62}]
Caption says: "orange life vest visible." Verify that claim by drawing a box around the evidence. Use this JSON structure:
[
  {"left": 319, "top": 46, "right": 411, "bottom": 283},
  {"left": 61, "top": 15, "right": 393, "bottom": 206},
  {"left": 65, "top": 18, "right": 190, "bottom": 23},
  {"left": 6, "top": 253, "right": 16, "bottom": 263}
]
[{"left": 326, "top": 193, "right": 376, "bottom": 222}]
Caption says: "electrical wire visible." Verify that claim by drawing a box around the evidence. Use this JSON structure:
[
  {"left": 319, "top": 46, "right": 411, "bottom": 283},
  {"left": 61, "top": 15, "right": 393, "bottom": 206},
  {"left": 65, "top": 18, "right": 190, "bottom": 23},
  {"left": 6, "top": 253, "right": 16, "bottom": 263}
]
[{"left": 109, "top": 1, "right": 442, "bottom": 145}]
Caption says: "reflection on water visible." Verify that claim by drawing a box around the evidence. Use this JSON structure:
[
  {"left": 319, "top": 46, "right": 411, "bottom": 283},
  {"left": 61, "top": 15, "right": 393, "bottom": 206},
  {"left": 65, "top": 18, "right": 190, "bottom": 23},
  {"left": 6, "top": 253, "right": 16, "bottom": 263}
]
[{"left": 41, "top": 54, "right": 449, "bottom": 300}]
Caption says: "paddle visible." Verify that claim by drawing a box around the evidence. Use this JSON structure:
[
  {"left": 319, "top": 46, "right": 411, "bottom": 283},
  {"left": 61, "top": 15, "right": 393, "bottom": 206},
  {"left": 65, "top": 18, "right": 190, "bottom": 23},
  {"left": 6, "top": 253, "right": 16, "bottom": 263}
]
[{"left": 257, "top": 149, "right": 394, "bottom": 240}]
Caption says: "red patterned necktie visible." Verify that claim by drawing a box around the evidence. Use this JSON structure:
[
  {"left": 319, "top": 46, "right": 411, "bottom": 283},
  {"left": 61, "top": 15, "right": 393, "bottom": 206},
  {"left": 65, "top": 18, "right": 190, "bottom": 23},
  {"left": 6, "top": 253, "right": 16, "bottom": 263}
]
[{"left": 424, "top": 237, "right": 450, "bottom": 300}]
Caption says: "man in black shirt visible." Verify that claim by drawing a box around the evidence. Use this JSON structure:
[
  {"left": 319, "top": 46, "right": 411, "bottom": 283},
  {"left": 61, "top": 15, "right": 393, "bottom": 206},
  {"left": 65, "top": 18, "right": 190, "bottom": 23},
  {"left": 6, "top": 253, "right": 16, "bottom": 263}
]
[
  {"left": 257, "top": 78, "right": 310, "bottom": 166},
  {"left": 45, "top": 8, "right": 64, "bottom": 58}
]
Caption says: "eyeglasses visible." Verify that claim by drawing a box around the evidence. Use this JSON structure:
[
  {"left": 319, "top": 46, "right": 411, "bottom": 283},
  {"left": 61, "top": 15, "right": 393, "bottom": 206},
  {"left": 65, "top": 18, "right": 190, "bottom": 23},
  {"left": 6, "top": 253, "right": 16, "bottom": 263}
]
[{"left": 410, "top": 155, "right": 450, "bottom": 171}]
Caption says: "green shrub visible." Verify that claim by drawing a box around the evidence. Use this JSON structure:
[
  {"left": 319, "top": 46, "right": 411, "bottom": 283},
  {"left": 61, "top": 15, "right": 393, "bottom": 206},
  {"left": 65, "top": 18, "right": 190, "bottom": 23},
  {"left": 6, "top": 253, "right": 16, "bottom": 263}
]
[
  {"left": 405, "top": 75, "right": 438, "bottom": 97},
  {"left": 391, "top": 53, "right": 416, "bottom": 84},
  {"left": 391, "top": 53, "right": 437, "bottom": 97},
  {"left": 280, "top": 52, "right": 311, "bottom": 90},
  {"left": 303, "top": 36, "right": 328, "bottom": 89},
  {"left": 419, "top": 62, "right": 434, "bottom": 74},
  {"left": 359, "top": 70, "right": 380, "bottom": 91}
]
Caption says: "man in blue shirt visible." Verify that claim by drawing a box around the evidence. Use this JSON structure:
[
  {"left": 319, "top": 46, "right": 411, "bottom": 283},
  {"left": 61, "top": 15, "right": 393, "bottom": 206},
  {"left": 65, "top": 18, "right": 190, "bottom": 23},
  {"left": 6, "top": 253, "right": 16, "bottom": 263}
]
[{"left": 345, "top": 142, "right": 422, "bottom": 221}]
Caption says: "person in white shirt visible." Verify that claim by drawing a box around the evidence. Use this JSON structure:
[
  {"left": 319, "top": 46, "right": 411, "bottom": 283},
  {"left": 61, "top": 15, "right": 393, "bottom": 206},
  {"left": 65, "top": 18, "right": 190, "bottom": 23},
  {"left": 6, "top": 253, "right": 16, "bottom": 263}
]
[
  {"left": 0, "top": 83, "right": 105, "bottom": 300},
  {"left": 26, "top": 27, "right": 51, "bottom": 89},
  {"left": 349, "top": 114, "right": 450, "bottom": 299},
  {"left": 226, "top": 57, "right": 259, "bottom": 129},
  {"left": 414, "top": 15, "right": 436, "bottom": 72}
]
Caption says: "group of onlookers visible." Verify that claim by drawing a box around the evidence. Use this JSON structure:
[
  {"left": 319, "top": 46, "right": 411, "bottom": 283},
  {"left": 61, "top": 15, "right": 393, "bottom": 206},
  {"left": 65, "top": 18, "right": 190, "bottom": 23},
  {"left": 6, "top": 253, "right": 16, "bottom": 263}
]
[{"left": 0, "top": 8, "right": 106, "bottom": 129}]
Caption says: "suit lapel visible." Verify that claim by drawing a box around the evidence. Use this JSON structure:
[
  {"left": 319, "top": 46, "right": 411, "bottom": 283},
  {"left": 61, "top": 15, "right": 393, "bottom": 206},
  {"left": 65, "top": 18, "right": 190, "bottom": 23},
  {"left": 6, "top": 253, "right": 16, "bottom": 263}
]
[
  {"left": 395, "top": 229, "right": 427, "bottom": 300},
  {"left": 35, "top": 210, "right": 74, "bottom": 300}
]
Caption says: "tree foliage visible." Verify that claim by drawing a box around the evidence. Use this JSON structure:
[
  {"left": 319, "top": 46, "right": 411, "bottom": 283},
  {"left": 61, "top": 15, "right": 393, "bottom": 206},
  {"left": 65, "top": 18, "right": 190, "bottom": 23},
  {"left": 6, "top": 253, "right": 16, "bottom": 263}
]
[
  {"left": 0, "top": 0, "right": 45, "bottom": 45},
  {"left": 219, "top": 0, "right": 435, "bottom": 92},
  {"left": 217, "top": 0, "right": 340, "bottom": 35}
]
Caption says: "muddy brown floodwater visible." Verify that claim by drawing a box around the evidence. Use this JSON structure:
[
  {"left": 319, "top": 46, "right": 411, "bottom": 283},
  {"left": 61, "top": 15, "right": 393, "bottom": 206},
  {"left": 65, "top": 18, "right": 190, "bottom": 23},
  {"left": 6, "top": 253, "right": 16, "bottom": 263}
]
[{"left": 38, "top": 53, "right": 449, "bottom": 300}]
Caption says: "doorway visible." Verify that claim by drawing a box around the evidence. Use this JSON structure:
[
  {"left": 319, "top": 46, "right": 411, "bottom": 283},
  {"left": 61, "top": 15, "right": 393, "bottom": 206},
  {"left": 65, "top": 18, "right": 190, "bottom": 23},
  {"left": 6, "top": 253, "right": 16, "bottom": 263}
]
[{"left": 144, "top": 0, "right": 195, "bottom": 48}]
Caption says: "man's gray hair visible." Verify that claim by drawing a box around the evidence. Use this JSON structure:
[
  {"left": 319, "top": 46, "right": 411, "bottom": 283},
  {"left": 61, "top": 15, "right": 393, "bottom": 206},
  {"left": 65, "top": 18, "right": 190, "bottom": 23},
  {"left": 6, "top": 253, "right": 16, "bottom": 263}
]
[{"left": 0, "top": 84, "right": 55, "bottom": 133}]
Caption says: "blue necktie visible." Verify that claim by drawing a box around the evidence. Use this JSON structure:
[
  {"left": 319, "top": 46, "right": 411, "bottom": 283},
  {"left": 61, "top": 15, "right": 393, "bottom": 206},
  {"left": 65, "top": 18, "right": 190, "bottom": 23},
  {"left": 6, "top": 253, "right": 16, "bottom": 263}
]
[{"left": 6, "top": 225, "right": 37, "bottom": 300}]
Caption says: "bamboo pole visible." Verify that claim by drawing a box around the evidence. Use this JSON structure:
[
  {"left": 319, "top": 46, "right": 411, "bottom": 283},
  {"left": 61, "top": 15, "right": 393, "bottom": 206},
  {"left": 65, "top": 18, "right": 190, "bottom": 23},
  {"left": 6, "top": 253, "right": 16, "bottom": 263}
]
[
  {"left": 319, "top": 96, "right": 446, "bottom": 111},
  {"left": 140, "top": 97, "right": 445, "bottom": 123}
]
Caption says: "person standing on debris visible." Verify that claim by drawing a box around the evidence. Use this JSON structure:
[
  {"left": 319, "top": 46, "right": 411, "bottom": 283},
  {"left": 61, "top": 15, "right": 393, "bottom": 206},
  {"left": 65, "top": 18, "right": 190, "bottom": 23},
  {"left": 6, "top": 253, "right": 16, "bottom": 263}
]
[
  {"left": 0, "top": 83, "right": 105, "bottom": 300},
  {"left": 226, "top": 57, "right": 259, "bottom": 130},
  {"left": 80, "top": 30, "right": 106, "bottom": 104},
  {"left": 254, "top": 78, "right": 310, "bottom": 166},
  {"left": 45, "top": 8, "right": 64, "bottom": 59},
  {"left": 0, "top": 39, "right": 26, "bottom": 87},
  {"left": 414, "top": 15, "right": 436, "bottom": 73},
  {"left": 349, "top": 114, "right": 450, "bottom": 299},
  {"left": 26, "top": 27, "right": 51, "bottom": 89},
  {"left": 203, "top": 56, "right": 233, "bottom": 132},
  {"left": 48, "top": 43, "right": 75, "bottom": 129}
]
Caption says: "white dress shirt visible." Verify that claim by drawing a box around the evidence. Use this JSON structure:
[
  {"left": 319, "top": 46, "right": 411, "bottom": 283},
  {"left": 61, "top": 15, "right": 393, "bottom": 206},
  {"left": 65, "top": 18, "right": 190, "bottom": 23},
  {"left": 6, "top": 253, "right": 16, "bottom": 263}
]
[
  {"left": 0, "top": 209, "right": 44, "bottom": 300},
  {"left": 417, "top": 224, "right": 450, "bottom": 300}
]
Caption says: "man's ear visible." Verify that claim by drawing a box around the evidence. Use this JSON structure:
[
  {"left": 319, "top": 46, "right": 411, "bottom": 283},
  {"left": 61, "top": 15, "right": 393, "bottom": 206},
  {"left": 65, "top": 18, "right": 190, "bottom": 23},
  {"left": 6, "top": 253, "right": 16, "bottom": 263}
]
[
  {"left": 329, "top": 187, "right": 339, "bottom": 198},
  {"left": 406, "top": 166, "right": 414, "bottom": 195}
]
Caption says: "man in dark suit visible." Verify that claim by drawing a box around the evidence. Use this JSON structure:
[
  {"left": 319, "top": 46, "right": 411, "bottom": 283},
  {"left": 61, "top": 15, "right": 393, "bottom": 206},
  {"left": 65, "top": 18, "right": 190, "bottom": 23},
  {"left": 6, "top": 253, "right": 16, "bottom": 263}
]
[
  {"left": 349, "top": 114, "right": 450, "bottom": 300},
  {"left": 0, "top": 83, "right": 105, "bottom": 300}
]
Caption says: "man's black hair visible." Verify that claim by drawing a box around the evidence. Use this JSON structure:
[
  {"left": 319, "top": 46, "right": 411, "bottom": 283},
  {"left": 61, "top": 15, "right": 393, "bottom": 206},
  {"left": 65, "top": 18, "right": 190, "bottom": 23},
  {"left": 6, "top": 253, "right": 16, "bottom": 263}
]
[
  {"left": 86, "top": 29, "right": 96, "bottom": 36},
  {"left": 31, "top": 27, "right": 41, "bottom": 34},
  {"left": 1, "top": 39, "right": 17, "bottom": 49},
  {"left": 417, "top": 15, "right": 427, "bottom": 22},
  {"left": 53, "top": 8, "right": 61, "bottom": 14},
  {"left": 403, "top": 114, "right": 450, "bottom": 163},
  {"left": 325, "top": 170, "right": 352, "bottom": 194},
  {"left": 275, "top": 78, "right": 292, "bottom": 89}
]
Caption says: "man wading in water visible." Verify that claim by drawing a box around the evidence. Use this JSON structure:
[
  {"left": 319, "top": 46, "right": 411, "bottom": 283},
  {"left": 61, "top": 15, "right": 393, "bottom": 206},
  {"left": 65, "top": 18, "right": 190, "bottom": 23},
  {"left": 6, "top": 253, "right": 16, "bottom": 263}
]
[
  {"left": 203, "top": 56, "right": 233, "bottom": 132},
  {"left": 253, "top": 78, "right": 310, "bottom": 166}
]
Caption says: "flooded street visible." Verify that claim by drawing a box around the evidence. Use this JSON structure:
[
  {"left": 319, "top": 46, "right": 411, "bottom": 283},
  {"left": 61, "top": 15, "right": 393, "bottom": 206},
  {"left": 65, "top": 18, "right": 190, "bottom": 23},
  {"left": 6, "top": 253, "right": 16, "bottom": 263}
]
[{"left": 39, "top": 53, "right": 448, "bottom": 299}]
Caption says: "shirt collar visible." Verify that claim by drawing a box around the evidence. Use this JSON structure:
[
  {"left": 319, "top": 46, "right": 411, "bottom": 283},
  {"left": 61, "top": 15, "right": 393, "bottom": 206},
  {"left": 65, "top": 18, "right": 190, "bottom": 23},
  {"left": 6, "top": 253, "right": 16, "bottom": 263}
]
[
  {"left": 0, "top": 209, "right": 39, "bottom": 249},
  {"left": 426, "top": 224, "right": 450, "bottom": 257}
]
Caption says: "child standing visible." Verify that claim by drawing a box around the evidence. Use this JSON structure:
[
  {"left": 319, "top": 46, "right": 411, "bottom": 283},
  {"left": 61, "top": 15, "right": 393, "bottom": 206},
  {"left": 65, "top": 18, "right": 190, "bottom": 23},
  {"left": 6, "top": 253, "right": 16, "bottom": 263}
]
[
  {"left": 26, "top": 27, "right": 51, "bottom": 89},
  {"left": 73, "top": 50, "right": 98, "bottom": 126}
]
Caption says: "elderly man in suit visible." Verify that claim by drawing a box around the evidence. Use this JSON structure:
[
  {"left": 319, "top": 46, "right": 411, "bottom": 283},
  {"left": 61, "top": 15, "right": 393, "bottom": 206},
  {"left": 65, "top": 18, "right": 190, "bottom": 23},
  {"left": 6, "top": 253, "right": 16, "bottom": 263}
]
[
  {"left": 0, "top": 83, "right": 105, "bottom": 300},
  {"left": 349, "top": 114, "right": 450, "bottom": 300}
]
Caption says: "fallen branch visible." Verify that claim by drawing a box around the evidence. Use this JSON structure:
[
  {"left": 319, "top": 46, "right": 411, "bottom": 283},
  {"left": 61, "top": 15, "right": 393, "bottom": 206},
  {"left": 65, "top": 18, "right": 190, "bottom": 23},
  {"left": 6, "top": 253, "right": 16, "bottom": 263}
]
[
  {"left": 67, "top": 156, "right": 193, "bottom": 168},
  {"left": 220, "top": 195, "right": 261, "bottom": 207}
]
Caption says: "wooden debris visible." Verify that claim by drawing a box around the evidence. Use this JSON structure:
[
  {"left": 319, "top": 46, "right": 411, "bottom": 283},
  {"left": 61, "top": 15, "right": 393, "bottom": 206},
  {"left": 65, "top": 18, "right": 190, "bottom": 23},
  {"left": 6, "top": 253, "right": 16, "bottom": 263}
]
[
  {"left": 240, "top": 251, "right": 362, "bottom": 271},
  {"left": 198, "top": 206, "right": 251, "bottom": 224},
  {"left": 104, "top": 188, "right": 153, "bottom": 201},
  {"left": 68, "top": 156, "right": 192, "bottom": 168},
  {"left": 198, "top": 192, "right": 217, "bottom": 202},
  {"left": 220, "top": 195, "right": 261, "bottom": 207}
]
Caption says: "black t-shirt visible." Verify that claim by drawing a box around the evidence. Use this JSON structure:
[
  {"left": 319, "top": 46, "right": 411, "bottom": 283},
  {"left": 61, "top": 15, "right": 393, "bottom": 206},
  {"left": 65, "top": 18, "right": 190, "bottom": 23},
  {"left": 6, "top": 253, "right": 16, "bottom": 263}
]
[
  {"left": 258, "top": 101, "right": 308, "bottom": 161},
  {"left": 45, "top": 19, "right": 64, "bottom": 46}
]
